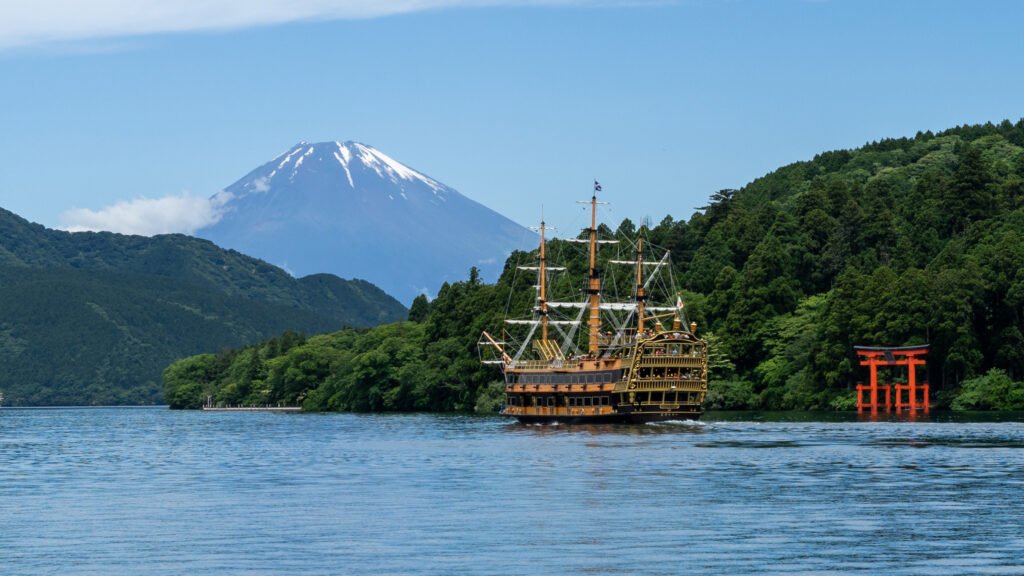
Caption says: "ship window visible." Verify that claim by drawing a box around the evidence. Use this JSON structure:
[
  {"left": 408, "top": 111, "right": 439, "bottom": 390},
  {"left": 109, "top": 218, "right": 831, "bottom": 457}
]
[
  {"left": 584, "top": 397, "right": 593, "bottom": 407},
  {"left": 600, "top": 396, "right": 609, "bottom": 406},
  {"left": 546, "top": 397, "right": 554, "bottom": 407}
]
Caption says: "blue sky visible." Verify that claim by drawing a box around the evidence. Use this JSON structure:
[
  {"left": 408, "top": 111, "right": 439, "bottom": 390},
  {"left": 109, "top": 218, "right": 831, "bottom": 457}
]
[{"left": 1, "top": 0, "right": 1022, "bottom": 235}]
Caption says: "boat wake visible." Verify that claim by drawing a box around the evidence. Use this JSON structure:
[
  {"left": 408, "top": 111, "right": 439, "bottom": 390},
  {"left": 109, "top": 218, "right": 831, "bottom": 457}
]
[{"left": 647, "top": 419, "right": 706, "bottom": 428}]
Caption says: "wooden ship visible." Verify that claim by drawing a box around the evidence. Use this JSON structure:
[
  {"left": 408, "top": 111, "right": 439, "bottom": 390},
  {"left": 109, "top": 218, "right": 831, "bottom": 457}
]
[{"left": 480, "top": 186, "right": 708, "bottom": 424}]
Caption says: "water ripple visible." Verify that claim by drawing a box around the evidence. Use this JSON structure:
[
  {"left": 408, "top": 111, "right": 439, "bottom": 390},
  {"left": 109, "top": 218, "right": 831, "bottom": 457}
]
[{"left": 1, "top": 408, "right": 1023, "bottom": 575}]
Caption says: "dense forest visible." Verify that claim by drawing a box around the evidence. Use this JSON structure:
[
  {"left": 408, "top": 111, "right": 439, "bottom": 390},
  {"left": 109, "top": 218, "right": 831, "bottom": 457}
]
[
  {"left": 165, "top": 120, "right": 1024, "bottom": 412},
  {"left": 0, "top": 209, "right": 407, "bottom": 405}
]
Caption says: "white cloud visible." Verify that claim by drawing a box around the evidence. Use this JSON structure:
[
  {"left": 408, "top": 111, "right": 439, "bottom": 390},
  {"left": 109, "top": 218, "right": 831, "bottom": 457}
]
[
  {"left": 251, "top": 176, "right": 271, "bottom": 193},
  {"left": 0, "top": 0, "right": 642, "bottom": 50},
  {"left": 60, "top": 191, "right": 232, "bottom": 236}
]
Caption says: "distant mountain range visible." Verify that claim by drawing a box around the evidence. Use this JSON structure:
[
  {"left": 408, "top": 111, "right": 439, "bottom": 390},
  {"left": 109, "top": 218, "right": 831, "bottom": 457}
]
[
  {"left": 197, "top": 141, "right": 533, "bottom": 302},
  {"left": 0, "top": 207, "right": 407, "bottom": 406}
]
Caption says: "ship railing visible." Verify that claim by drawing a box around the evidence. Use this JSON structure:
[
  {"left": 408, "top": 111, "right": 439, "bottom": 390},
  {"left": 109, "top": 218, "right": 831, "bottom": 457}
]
[
  {"left": 635, "top": 356, "right": 705, "bottom": 368},
  {"left": 509, "top": 358, "right": 623, "bottom": 371},
  {"left": 634, "top": 399, "right": 705, "bottom": 409},
  {"left": 508, "top": 360, "right": 560, "bottom": 370},
  {"left": 598, "top": 335, "right": 637, "bottom": 347},
  {"left": 630, "top": 380, "right": 707, "bottom": 392}
]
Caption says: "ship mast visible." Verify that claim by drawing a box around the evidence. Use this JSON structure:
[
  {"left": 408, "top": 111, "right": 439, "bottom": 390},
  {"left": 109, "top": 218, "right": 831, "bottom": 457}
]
[
  {"left": 537, "top": 212, "right": 550, "bottom": 341},
  {"left": 635, "top": 224, "right": 646, "bottom": 335},
  {"left": 586, "top": 184, "right": 602, "bottom": 355}
]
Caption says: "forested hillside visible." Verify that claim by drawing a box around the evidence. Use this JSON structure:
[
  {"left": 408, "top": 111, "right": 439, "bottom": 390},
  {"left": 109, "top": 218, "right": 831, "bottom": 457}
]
[
  {"left": 164, "top": 120, "right": 1024, "bottom": 412},
  {"left": 658, "top": 120, "right": 1024, "bottom": 409},
  {"left": 0, "top": 209, "right": 407, "bottom": 405},
  {"left": 163, "top": 268, "right": 516, "bottom": 411}
]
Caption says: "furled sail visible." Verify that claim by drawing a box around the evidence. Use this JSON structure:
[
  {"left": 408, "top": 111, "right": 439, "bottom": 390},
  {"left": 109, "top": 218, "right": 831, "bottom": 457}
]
[
  {"left": 504, "top": 319, "right": 581, "bottom": 325},
  {"left": 544, "top": 302, "right": 678, "bottom": 312}
]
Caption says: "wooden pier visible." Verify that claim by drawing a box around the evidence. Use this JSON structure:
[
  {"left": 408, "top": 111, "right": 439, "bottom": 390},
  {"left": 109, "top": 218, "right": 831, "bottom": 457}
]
[
  {"left": 202, "top": 397, "right": 301, "bottom": 412},
  {"left": 201, "top": 406, "right": 302, "bottom": 412}
]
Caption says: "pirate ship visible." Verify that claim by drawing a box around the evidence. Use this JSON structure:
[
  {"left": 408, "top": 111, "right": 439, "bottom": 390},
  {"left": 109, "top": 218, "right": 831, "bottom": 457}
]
[{"left": 480, "top": 185, "right": 708, "bottom": 424}]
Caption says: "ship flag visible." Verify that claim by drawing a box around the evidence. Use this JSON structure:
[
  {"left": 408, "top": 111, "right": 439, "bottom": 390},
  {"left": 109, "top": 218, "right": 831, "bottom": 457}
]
[{"left": 594, "top": 180, "right": 602, "bottom": 192}]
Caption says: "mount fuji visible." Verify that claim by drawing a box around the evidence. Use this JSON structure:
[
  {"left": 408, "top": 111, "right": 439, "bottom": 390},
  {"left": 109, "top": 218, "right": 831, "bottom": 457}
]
[{"left": 197, "top": 141, "right": 533, "bottom": 301}]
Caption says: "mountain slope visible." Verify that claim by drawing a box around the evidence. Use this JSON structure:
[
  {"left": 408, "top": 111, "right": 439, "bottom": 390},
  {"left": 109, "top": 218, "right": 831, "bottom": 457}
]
[
  {"left": 197, "top": 141, "right": 533, "bottom": 301},
  {"left": 0, "top": 207, "right": 407, "bottom": 405}
]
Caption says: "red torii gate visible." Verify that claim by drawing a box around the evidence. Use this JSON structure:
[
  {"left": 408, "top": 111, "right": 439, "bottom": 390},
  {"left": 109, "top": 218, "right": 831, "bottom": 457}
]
[{"left": 854, "top": 345, "right": 929, "bottom": 413}]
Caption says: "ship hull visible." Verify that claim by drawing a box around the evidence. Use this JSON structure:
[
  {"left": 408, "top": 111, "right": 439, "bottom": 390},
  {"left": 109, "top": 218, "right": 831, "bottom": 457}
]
[{"left": 509, "top": 410, "right": 703, "bottom": 425}]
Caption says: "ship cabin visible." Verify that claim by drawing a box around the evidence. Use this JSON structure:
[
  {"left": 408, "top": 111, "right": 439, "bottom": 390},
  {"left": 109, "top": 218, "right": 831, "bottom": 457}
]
[
  {"left": 501, "top": 329, "right": 707, "bottom": 421},
  {"left": 502, "top": 359, "right": 623, "bottom": 419}
]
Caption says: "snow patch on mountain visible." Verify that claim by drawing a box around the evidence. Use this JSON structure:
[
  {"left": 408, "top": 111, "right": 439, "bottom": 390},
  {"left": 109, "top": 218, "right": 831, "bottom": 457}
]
[{"left": 196, "top": 140, "right": 533, "bottom": 301}]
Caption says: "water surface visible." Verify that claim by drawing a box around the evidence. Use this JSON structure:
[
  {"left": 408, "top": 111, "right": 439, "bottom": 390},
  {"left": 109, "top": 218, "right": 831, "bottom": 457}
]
[{"left": 2, "top": 408, "right": 1023, "bottom": 575}]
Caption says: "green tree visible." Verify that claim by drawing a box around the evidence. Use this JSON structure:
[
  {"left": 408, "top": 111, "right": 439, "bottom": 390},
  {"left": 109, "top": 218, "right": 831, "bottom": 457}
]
[{"left": 408, "top": 294, "right": 431, "bottom": 323}]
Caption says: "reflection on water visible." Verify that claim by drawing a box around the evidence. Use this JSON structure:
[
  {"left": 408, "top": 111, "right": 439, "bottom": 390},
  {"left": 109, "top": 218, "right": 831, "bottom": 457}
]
[{"left": 2, "top": 408, "right": 1024, "bottom": 575}]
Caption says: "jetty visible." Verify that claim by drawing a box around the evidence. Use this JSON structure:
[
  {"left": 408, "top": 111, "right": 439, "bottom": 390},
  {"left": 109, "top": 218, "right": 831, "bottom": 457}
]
[
  {"left": 202, "top": 396, "right": 301, "bottom": 412},
  {"left": 201, "top": 406, "right": 302, "bottom": 412}
]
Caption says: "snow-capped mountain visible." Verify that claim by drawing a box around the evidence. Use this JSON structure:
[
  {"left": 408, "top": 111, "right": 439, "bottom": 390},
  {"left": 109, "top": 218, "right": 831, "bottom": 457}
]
[{"left": 197, "top": 141, "right": 532, "bottom": 302}]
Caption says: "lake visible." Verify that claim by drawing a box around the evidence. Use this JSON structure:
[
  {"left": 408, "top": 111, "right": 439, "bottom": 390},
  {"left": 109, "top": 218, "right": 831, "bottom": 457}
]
[{"left": 2, "top": 408, "right": 1023, "bottom": 575}]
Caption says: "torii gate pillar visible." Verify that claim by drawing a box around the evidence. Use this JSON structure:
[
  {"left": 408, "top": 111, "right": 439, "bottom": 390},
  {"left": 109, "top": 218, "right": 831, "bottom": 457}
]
[{"left": 855, "top": 345, "right": 929, "bottom": 414}]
